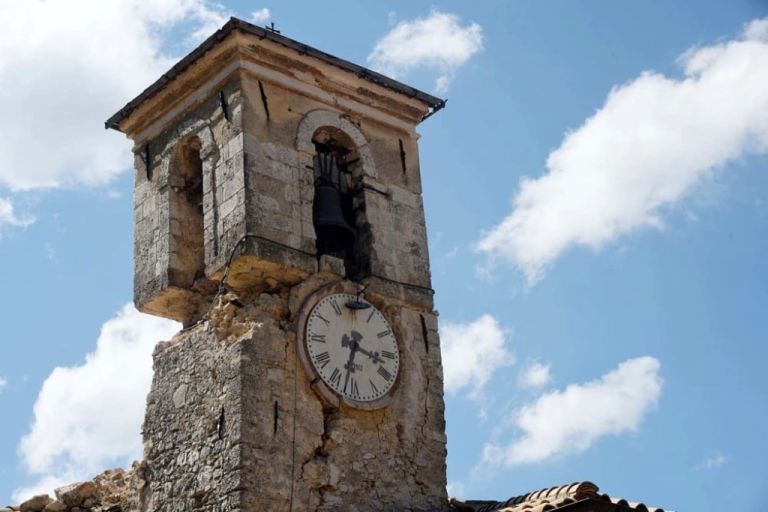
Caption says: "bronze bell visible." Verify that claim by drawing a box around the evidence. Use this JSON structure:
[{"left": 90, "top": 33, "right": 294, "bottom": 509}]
[{"left": 313, "top": 184, "right": 356, "bottom": 252}]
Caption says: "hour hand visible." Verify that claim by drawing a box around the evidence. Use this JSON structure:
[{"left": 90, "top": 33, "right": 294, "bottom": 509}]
[{"left": 356, "top": 345, "right": 384, "bottom": 365}]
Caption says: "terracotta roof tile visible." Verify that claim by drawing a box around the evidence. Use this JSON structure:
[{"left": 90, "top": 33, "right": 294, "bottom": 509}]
[{"left": 452, "top": 482, "right": 666, "bottom": 512}]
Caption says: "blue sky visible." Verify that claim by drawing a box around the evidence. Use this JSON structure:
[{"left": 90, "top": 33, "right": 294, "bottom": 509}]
[{"left": 1, "top": 1, "right": 767, "bottom": 510}]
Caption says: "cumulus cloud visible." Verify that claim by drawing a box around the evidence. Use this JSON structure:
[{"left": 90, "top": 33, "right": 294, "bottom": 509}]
[
  {"left": 519, "top": 362, "right": 551, "bottom": 388},
  {"left": 0, "top": 0, "right": 231, "bottom": 192},
  {"left": 251, "top": 8, "right": 271, "bottom": 24},
  {"left": 368, "top": 10, "right": 483, "bottom": 94},
  {"left": 482, "top": 356, "right": 662, "bottom": 466},
  {"left": 0, "top": 198, "right": 35, "bottom": 234},
  {"left": 477, "top": 18, "right": 768, "bottom": 282},
  {"left": 440, "top": 315, "right": 514, "bottom": 398},
  {"left": 14, "top": 304, "right": 179, "bottom": 502}
]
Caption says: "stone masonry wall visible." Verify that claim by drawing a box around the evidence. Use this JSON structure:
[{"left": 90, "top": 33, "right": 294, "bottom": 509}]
[
  {"left": 133, "top": 66, "right": 434, "bottom": 323},
  {"left": 133, "top": 78, "right": 246, "bottom": 324},
  {"left": 239, "top": 73, "right": 433, "bottom": 291},
  {"left": 139, "top": 269, "right": 447, "bottom": 511}
]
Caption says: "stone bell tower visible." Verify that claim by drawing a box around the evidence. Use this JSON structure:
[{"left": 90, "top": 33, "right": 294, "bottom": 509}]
[{"left": 107, "top": 18, "right": 447, "bottom": 511}]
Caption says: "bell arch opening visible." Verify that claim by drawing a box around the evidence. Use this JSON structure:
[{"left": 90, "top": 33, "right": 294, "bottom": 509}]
[
  {"left": 168, "top": 136, "right": 205, "bottom": 288},
  {"left": 311, "top": 127, "right": 370, "bottom": 280}
]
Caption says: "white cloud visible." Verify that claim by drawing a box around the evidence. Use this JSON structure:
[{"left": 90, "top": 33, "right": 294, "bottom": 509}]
[
  {"left": 482, "top": 356, "right": 662, "bottom": 466},
  {"left": 440, "top": 315, "right": 514, "bottom": 398},
  {"left": 447, "top": 481, "right": 466, "bottom": 500},
  {"left": 0, "top": 0, "right": 230, "bottom": 192},
  {"left": 477, "top": 18, "right": 768, "bottom": 282},
  {"left": 14, "top": 304, "right": 179, "bottom": 502},
  {"left": 367, "top": 10, "right": 483, "bottom": 94},
  {"left": 250, "top": 8, "right": 271, "bottom": 24},
  {"left": 519, "top": 362, "right": 551, "bottom": 388},
  {"left": 0, "top": 376, "right": 7, "bottom": 393},
  {"left": 693, "top": 454, "right": 727, "bottom": 471},
  {"left": 0, "top": 198, "right": 35, "bottom": 234}
]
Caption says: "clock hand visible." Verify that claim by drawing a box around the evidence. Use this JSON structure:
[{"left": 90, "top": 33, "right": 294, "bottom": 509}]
[
  {"left": 348, "top": 330, "right": 384, "bottom": 364},
  {"left": 342, "top": 334, "right": 359, "bottom": 393},
  {"left": 355, "top": 345, "right": 384, "bottom": 365}
]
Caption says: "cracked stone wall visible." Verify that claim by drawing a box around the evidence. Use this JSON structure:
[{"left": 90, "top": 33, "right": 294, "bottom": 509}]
[{"left": 141, "top": 271, "right": 446, "bottom": 511}]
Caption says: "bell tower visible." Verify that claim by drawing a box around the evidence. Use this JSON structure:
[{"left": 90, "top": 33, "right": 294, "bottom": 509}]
[{"left": 108, "top": 18, "right": 447, "bottom": 511}]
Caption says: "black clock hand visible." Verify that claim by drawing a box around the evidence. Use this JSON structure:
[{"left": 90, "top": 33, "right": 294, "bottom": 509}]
[
  {"left": 355, "top": 345, "right": 384, "bottom": 365},
  {"left": 342, "top": 334, "right": 359, "bottom": 393},
  {"left": 348, "top": 330, "right": 384, "bottom": 365}
]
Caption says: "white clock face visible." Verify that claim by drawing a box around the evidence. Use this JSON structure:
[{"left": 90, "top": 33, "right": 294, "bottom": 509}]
[{"left": 305, "top": 293, "right": 400, "bottom": 403}]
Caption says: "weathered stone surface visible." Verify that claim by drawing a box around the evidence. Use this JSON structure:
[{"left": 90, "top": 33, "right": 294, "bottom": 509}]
[
  {"left": 131, "top": 31, "right": 437, "bottom": 325},
  {"left": 91, "top": 467, "right": 136, "bottom": 510},
  {"left": 8, "top": 465, "right": 137, "bottom": 512},
  {"left": 19, "top": 495, "right": 51, "bottom": 512},
  {"left": 139, "top": 271, "right": 446, "bottom": 511},
  {"left": 54, "top": 482, "right": 97, "bottom": 508},
  {"left": 41, "top": 501, "right": 65, "bottom": 512}
]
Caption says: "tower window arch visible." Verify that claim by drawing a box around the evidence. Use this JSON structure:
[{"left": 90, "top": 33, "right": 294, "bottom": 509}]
[
  {"left": 168, "top": 136, "right": 205, "bottom": 288},
  {"left": 311, "top": 127, "right": 370, "bottom": 280}
]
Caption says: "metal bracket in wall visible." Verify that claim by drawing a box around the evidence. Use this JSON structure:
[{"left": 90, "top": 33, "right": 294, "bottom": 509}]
[
  {"left": 143, "top": 144, "right": 152, "bottom": 181},
  {"left": 258, "top": 80, "right": 271, "bottom": 121},
  {"left": 218, "top": 90, "right": 230, "bottom": 122},
  {"left": 360, "top": 176, "right": 390, "bottom": 198},
  {"left": 398, "top": 138, "right": 407, "bottom": 175}
]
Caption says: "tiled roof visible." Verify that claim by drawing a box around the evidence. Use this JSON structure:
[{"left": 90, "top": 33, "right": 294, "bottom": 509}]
[{"left": 450, "top": 481, "right": 666, "bottom": 512}]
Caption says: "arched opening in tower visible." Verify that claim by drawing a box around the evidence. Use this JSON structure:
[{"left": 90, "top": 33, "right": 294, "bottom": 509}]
[
  {"left": 169, "top": 137, "right": 205, "bottom": 288},
  {"left": 311, "top": 127, "right": 370, "bottom": 280}
]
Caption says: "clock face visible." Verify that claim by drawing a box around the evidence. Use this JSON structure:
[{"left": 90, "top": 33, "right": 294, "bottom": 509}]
[{"left": 305, "top": 293, "right": 400, "bottom": 403}]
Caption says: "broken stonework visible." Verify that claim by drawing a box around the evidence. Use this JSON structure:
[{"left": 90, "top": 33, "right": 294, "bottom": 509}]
[
  {"left": 19, "top": 495, "right": 52, "bottom": 512},
  {"left": 55, "top": 481, "right": 97, "bottom": 508},
  {"left": 5, "top": 467, "right": 137, "bottom": 512},
  {"left": 137, "top": 275, "right": 447, "bottom": 511}
]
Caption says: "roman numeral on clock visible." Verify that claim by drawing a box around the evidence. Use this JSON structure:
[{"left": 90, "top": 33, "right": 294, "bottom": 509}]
[
  {"left": 377, "top": 329, "right": 392, "bottom": 339},
  {"left": 314, "top": 351, "right": 330, "bottom": 369},
  {"left": 309, "top": 333, "right": 326, "bottom": 343},
  {"left": 381, "top": 350, "right": 395, "bottom": 359},
  {"left": 331, "top": 300, "right": 342, "bottom": 316},
  {"left": 329, "top": 368, "right": 341, "bottom": 388},
  {"left": 369, "top": 379, "right": 379, "bottom": 394},
  {"left": 377, "top": 366, "right": 392, "bottom": 382},
  {"left": 346, "top": 377, "right": 359, "bottom": 397}
]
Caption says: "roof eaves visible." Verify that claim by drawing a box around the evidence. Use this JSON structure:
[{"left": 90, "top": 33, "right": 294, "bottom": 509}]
[{"left": 105, "top": 17, "right": 445, "bottom": 132}]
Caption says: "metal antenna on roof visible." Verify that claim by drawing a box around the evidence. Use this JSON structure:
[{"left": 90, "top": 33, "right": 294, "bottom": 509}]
[{"left": 266, "top": 22, "right": 280, "bottom": 34}]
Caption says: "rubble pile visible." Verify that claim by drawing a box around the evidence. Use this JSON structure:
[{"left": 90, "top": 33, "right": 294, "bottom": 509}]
[{"left": 3, "top": 466, "right": 137, "bottom": 512}]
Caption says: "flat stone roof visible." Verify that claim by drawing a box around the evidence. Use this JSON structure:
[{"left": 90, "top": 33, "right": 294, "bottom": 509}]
[{"left": 105, "top": 17, "right": 446, "bottom": 131}]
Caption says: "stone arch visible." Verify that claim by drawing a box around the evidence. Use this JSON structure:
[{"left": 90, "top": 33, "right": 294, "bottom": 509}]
[
  {"left": 296, "top": 109, "right": 379, "bottom": 279},
  {"left": 296, "top": 109, "right": 377, "bottom": 179},
  {"left": 167, "top": 134, "right": 205, "bottom": 288}
]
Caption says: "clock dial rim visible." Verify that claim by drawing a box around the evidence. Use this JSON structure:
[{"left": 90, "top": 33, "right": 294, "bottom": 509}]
[
  {"left": 297, "top": 283, "right": 401, "bottom": 410},
  {"left": 306, "top": 293, "right": 400, "bottom": 403}
]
